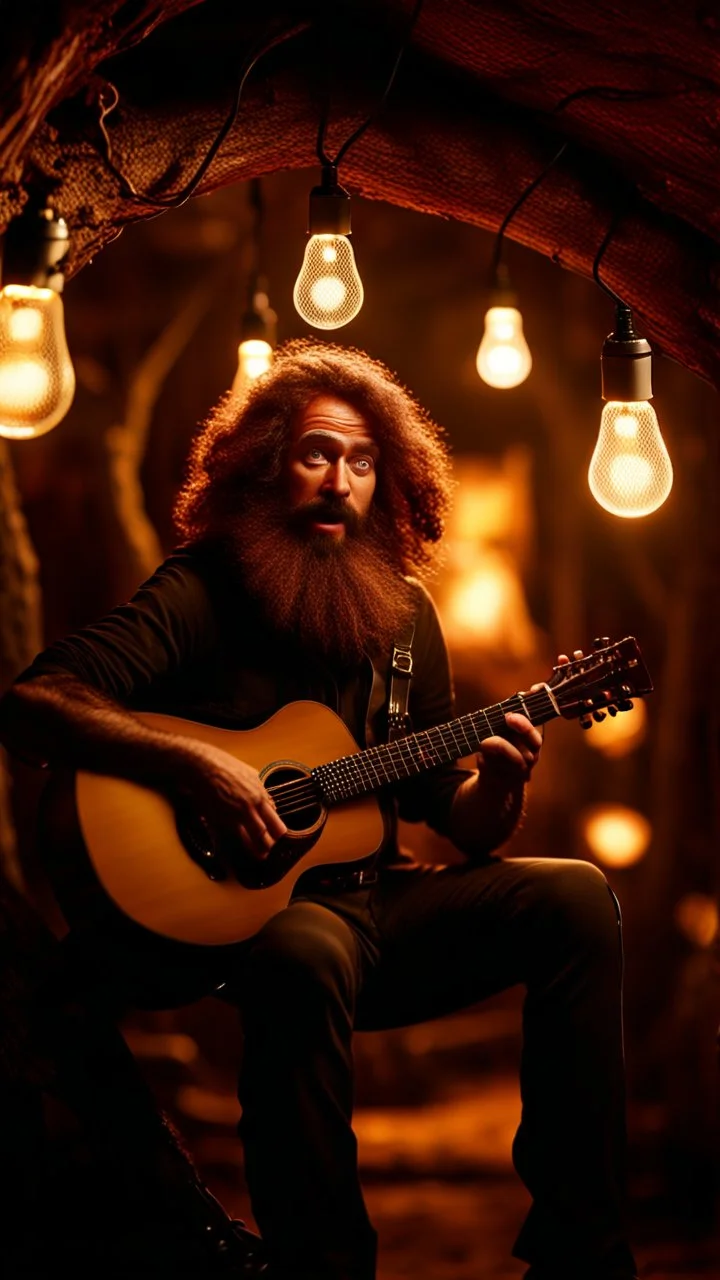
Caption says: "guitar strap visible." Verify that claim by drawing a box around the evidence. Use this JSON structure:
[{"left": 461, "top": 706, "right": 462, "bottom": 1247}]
[{"left": 387, "top": 617, "right": 416, "bottom": 742}]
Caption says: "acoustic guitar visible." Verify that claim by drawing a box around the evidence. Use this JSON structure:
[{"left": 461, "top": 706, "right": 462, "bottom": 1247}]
[{"left": 53, "top": 636, "right": 652, "bottom": 946}]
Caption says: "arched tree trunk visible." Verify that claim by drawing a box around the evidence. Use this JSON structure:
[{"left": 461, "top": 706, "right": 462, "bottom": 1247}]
[{"left": 0, "top": 442, "right": 43, "bottom": 888}]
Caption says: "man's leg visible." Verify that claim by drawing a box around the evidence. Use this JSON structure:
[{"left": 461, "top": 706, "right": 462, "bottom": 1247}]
[
  {"left": 228, "top": 898, "right": 377, "bottom": 1280},
  {"left": 355, "top": 857, "right": 637, "bottom": 1278}
]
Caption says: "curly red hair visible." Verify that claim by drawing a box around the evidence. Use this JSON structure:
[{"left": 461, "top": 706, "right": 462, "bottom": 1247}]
[{"left": 174, "top": 339, "right": 455, "bottom": 574}]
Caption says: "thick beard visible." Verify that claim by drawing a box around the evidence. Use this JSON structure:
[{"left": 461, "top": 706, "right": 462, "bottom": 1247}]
[{"left": 222, "top": 490, "right": 416, "bottom": 665}]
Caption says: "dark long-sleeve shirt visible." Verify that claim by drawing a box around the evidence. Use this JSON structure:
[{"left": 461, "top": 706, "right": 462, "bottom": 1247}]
[{"left": 16, "top": 548, "right": 472, "bottom": 861}]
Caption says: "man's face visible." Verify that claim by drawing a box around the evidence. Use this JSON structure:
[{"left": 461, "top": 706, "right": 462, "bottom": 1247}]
[{"left": 284, "top": 394, "right": 379, "bottom": 541}]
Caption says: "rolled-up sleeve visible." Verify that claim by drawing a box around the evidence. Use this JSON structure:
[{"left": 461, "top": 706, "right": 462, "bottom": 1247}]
[
  {"left": 395, "top": 586, "right": 474, "bottom": 837},
  {"left": 14, "top": 552, "right": 218, "bottom": 703}
]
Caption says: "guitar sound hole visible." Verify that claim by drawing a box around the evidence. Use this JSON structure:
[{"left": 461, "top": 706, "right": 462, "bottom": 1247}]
[{"left": 264, "top": 765, "right": 323, "bottom": 834}]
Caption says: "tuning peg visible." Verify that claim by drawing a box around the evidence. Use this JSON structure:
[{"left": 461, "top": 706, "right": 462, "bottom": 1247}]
[
  {"left": 617, "top": 698, "right": 633, "bottom": 712},
  {"left": 592, "top": 710, "right": 607, "bottom": 722},
  {"left": 593, "top": 636, "right": 610, "bottom": 649},
  {"left": 607, "top": 704, "right": 618, "bottom": 717},
  {"left": 579, "top": 714, "right": 593, "bottom": 730}
]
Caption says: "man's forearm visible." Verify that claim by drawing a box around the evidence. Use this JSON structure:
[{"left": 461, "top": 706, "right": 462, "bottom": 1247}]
[
  {"left": 449, "top": 769, "right": 526, "bottom": 858},
  {"left": 0, "top": 675, "right": 206, "bottom": 795}
]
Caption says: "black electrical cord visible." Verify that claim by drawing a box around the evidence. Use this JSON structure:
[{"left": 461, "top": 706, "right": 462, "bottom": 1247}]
[
  {"left": 488, "top": 81, "right": 688, "bottom": 283},
  {"left": 489, "top": 139, "right": 569, "bottom": 279},
  {"left": 97, "top": 21, "right": 305, "bottom": 211},
  {"left": 315, "top": 0, "right": 424, "bottom": 170}
]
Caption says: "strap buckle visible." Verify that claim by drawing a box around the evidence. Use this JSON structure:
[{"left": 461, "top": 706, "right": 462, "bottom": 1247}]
[{"left": 392, "top": 644, "right": 413, "bottom": 675}]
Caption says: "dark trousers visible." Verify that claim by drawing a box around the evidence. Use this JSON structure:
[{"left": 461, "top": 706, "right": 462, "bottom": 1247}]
[{"left": 65, "top": 856, "right": 637, "bottom": 1280}]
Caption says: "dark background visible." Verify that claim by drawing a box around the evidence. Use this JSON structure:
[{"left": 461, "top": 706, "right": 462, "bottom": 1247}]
[{"left": 3, "top": 168, "right": 719, "bottom": 1273}]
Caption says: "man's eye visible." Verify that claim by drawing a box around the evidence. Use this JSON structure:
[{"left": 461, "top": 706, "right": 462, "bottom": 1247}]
[
  {"left": 305, "top": 448, "right": 327, "bottom": 464},
  {"left": 351, "top": 457, "right": 374, "bottom": 474}
]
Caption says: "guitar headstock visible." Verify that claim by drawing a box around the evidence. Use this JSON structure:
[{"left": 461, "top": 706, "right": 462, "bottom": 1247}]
[{"left": 548, "top": 636, "right": 653, "bottom": 728}]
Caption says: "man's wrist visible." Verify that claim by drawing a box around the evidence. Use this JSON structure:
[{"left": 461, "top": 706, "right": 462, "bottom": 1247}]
[{"left": 449, "top": 770, "right": 526, "bottom": 857}]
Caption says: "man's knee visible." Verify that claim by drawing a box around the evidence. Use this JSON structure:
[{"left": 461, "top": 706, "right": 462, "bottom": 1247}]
[
  {"left": 522, "top": 858, "right": 621, "bottom": 952},
  {"left": 240, "top": 903, "right": 360, "bottom": 1016}
]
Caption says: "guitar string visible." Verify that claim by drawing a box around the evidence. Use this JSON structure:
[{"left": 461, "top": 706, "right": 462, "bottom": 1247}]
[
  {"left": 266, "top": 690, "right": 555, "bottom": 806},
  {"left": 263, "top": 687, "right": 555, "bottom": 804},
  {"left": 266, "top": 689, "right": 558, "bottom": 815}
]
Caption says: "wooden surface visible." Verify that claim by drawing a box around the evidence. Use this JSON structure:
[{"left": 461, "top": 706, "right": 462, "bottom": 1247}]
[{"left": 1, "top": 2, "right": 719, "bottom": 384}]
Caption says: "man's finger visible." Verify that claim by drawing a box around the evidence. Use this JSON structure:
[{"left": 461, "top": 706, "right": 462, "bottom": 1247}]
[
  {"left": 237, "top": 823, "right": 269, "bottom": 861},
  {"left": 260, "top": 798, "right": 288, "bottom": 840},
  {"left": 504, "top": 713, "right": 543, "bottom": 752}
]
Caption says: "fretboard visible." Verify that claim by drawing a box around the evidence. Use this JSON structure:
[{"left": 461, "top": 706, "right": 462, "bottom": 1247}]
[{"left": 313, "top": 685, "right": 559, "bottom": 806}]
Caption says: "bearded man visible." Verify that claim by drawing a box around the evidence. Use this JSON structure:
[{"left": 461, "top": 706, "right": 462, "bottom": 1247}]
[{"left": 0, "top": 341, "right": 637, "bottom": 1280}]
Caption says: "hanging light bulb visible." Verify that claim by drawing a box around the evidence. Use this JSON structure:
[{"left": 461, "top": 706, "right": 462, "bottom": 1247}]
[
  {"left": 293, "top": 166, "right": 363, "bottom": 330},
  {"left": 231, "top": 280, "right": 276, "bottom": 397},
  {"left": 476, "top": 263, "right": 532, "bottom": 389},
  {"left": 0, "top": 207, "right": 75, "bottom": 440},
  {"left": 588, "top": 304, "right": 673, "bottom": 517}
]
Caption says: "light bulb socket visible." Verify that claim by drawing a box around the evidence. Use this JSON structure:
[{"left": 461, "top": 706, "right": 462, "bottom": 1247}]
[
  {"left": 487, "top": 260, "right": 518, "bottom": 308},
  {"left": 240, "top": 299, "right": 277, "bottom": 346},
  {"left": 307, "top": 165, "right": 352, "bottom": 236},
  {"left": 601, "top": 304, "right": 653, "bottom": 401},
  {"left": 239, "top": 274, "right": 277, "bottom": 344},
  {"left": 1, "top": 206, "right": 70, "bottom": 293}
]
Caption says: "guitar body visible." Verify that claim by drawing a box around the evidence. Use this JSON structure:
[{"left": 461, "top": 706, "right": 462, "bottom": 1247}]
[{"left": 71, "top": 702, "right": 384, "bottom": 947}]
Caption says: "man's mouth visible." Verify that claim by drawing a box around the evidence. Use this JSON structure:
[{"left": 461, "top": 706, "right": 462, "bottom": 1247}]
[{"left": 310, "top": 516, "right": 346, "bottom": 532}]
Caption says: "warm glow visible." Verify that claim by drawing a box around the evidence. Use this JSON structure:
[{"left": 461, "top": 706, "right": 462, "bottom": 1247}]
[
  {"left": 293, "top": 234, "right": 363, "bottom": 329},
  {"left": 8, "top": 304, "right": 43, "bottom": 343},
  {"left": 588, "top": 400, "right": 673, "bottom": 517},
  {"left": 449, "top": 564, "right": 509, "bottom": 635},
  {"left": 582, "top": 804, "right": 651, "bottom": 867},
  {"left": 476, "top": 306, "right": 532, "bottom": 389},
  {"left": 231, "top": 338, "right": 273, "bottom": 395},
  {"left": 584, "top": 697, "right": 647, "bottom": 758},
  {"left": 674, "top": 893, "right": 719, "bottom": 948},
  {"left": 614, "top": 412, "right": 639, "bottom": 439},
  {"left": 0, "top": 357, "right": 50, "bottom": 411},
  {"left": 310, "top": 275, "right": 347, "bottom": 312},
  {"left": 0, "top": 284, "right": 75, "bottom": 439},
  {"left": 445, "top": 550, "right": 537, "bottom": 658}
]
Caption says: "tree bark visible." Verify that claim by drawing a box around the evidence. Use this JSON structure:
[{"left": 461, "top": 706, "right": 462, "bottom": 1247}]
[{"left": 0, "top": 441, "right": 43, "bottom": 888}]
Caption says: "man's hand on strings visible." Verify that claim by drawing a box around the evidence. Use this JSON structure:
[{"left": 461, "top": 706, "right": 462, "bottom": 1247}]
[
  {"left": 474, "top": 648, "right": 582, "bottom": 784},
  {"left": 178, "top": 741, "right": 287, "bottom": 861}
]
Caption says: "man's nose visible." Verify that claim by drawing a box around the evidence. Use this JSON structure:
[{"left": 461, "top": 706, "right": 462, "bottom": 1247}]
[{"left": 321, "top": 459, "right": 351, "bottom": 497}]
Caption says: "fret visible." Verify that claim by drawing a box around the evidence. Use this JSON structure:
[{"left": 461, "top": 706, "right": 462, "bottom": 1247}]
[
  {"left": 419, "top": 729, "right": 443, "bottom": 767},
  {"left": 427, "top": 725, "right": 453, "bottom": 765},
  {"left": 362, "top": 749, "right": 386, "bottom": 788},
  {"left": 485, "top": 703, "right": 507, "bottom": 736},
  {"left": 313, "top": 685, "right": 561, "bottom": 806},
  {"left": 394, "top": 735, "right": 416, "bottom": 777},
  {"left": 451, "top": 716, "right": 476, "bottom": 755},
  {"left": 442, "top": 721, "right": 466, "bottom": 759}
]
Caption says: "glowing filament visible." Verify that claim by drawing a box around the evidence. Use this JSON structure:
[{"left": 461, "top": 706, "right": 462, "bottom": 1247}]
[
  {"left": 231, "top": 339, "right": 273, "bottom": 397},
  {"left": 588, "top": 401, "right": 673, "bottom": 518},
  {"left": 476, "top": 306, "right": 532, "bottom": 389},
  {"left": 0, "top": 284, "right": 75, "bottom": 439},
  {"left": 293, "top": 235, "right": 363, "bottom": 330}
]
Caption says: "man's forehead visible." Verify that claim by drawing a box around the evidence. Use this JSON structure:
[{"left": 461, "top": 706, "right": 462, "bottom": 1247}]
[{"left": 290, "top": 394, "right": 375, "bottom": 442}]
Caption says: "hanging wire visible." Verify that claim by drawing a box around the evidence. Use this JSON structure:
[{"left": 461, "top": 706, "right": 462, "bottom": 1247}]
[
  {"left": 315, "top": 0, "right": 424, "bottom": 169},
  {"left": 592, "top": 204, "right": 629, "bottom": 308},
  {"left": 489, "top": 139, "right": 569, "bottom": 279},
  {"left": 97, "top": 20, "right": 305, "bottom": 211},
  {"left": 488, "top": 81, "right": 688, "bottom": 282}
]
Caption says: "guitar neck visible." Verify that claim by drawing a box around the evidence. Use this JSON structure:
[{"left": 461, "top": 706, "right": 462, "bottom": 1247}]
[{"left": 313, "top": 685, "right": 560, "bottom": 806}]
